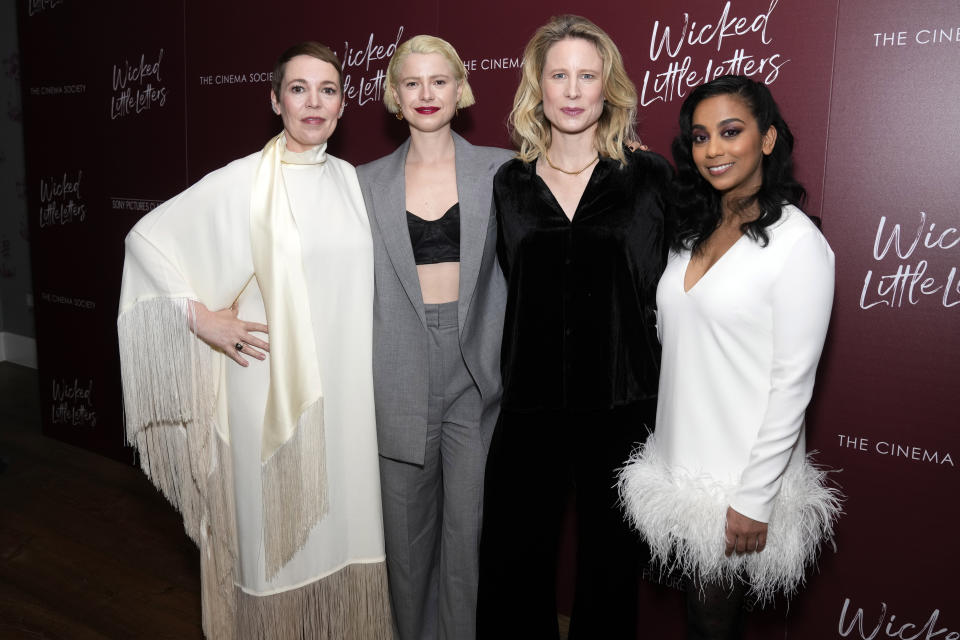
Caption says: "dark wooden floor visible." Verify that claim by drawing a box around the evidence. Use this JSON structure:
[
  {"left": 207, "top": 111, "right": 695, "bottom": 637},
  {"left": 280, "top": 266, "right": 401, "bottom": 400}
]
[
  {"left": 0, "top": 362, "right": 579, "bottom": 639},
  {"left": 0, "top": 362, "right": 203, "bottom": 639}
]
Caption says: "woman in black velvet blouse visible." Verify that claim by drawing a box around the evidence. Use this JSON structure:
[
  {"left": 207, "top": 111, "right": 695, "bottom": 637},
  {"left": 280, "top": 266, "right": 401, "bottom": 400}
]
[{"left": 476, "top": 15, "right": 671, "bottom": 640}]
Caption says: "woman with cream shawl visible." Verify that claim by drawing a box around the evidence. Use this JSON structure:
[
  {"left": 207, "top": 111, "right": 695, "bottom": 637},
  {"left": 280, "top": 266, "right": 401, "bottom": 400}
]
[{"left": 117, "top": 42, "right": 391, "bottom": 639}]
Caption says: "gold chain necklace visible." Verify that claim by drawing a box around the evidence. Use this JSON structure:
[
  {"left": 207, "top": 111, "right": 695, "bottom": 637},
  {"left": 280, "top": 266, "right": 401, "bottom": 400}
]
[{"left": 544, "top": 152, "right": 599, "bottom": 175}]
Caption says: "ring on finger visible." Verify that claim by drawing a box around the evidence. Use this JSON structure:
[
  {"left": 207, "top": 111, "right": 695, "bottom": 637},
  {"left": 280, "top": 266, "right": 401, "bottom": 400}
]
[{"left": 235, "top": 342, "right": 244, "bottom": 352}]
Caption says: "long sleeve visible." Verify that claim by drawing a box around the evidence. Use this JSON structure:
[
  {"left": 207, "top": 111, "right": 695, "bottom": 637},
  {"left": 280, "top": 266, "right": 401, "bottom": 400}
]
[
  {"left": 119, "top": 154, "right": 259, "bottom": 315},
  {"left": 117, "top": 153, "right": 259, "bottom": 539},
  {"left": 730, "top": 227, "right": 835, "bottom": 522}
]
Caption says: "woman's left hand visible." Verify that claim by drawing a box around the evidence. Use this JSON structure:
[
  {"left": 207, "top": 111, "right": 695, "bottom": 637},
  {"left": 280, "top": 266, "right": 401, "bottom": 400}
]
[
  {"left": 724, "top": 507, "right": 768, "bottom": 556},
  {"left": 190, "top": 300, "right": 269, "bottom": 367}
]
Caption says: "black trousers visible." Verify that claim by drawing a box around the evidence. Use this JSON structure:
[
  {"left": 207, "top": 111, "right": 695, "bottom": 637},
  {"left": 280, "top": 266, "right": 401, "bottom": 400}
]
[{"left": 476, "top": 401, "right": 655, "bottom": 640}]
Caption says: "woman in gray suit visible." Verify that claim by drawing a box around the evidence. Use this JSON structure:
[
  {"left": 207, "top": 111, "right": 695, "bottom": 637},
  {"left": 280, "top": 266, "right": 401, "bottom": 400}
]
[{"left": 356, "top": 35, "right": 511, "bottom": 640}]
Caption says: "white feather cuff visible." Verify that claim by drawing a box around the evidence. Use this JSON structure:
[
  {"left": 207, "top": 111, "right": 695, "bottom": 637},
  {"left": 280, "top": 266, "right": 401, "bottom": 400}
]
[{"left": 618, "top": 436, "right": 842, "bottom": 603}]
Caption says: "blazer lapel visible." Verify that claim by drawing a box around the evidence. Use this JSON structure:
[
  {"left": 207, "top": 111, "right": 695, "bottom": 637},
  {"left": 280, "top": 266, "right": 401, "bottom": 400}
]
[
  {"left": 372, "top": 139, "right": 426, "bottom": 327},
  {"left": 454, "top": 133, "right": 487, "bottom": 334}
]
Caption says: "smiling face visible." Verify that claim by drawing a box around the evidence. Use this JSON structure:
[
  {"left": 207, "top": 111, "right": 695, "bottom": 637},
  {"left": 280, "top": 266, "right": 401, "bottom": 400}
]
[
  {"left": 691, "top": 93, "right": 777, "bottom": 202},
  {"left": 540, "top": 37, "right": 605, "bottom": 139},
  {"left": 270, "top": 54, "right": 342, "bottom": 152},
  {"left": 393, "top": 52, "right": 462, "bottom": 134}
]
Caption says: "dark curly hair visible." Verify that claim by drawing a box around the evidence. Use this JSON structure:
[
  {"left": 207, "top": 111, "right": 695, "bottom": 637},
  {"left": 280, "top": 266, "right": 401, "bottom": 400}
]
[{"left": 669, "top": 75, "right": 806, "bottom": 253}]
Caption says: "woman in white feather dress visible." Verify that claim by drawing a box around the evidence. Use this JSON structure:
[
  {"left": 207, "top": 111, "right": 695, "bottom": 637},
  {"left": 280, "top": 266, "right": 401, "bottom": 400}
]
[{"left": 619, "top": 75, "right": 842, "bottom": 639}]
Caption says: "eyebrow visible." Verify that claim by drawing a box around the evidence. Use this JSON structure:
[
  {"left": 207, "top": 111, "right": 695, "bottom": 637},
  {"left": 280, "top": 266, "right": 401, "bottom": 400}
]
[
  {"left": 692, "top": 117, "right": 746, "bottom": 129},
  {"left": 545, "top": 66, "right": 601, "bottom": 74},
  {"left": 400, "top": 74, "right": 453, "bottom": 81},
  {"left": 286, "top": 78, "right": 338, "bottom": 86}
]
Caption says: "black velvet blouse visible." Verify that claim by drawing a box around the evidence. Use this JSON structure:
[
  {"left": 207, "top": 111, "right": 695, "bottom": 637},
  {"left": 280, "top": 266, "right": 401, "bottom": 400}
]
[{"left": 495, "top": 149, "right": 671, "bottom": 412}]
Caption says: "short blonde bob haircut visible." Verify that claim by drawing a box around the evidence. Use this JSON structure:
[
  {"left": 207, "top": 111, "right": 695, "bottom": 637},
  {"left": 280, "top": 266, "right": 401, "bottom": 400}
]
[
  {"left": 510, "top": 15, "right": 637, "bottom": 165},
  {"left": 383, "top": 35, "right": 476, "bottom": 114}
]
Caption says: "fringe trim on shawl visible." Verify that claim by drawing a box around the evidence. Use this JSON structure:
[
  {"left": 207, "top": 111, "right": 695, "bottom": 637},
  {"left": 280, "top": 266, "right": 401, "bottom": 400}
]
[
  {"left": 119, "top": 297, "right": 245, "bottom": 637},
  {"left": 236, "top": 561, "right": 393, "bottom": 640},
  {"left": 617, "top": 437, "right": 843, "bottom": 604},
  {"left": 118, "top": 297, "right": 215, "bottom": 543},
  {"left": 200, "top": 434, "right": 241, "bottom": 639},
  {"left": 120, "top": 297, "right": 350, "bottom": 633},
  {"left": 262, "top": 398, "right": 328, "bottom": 581}
]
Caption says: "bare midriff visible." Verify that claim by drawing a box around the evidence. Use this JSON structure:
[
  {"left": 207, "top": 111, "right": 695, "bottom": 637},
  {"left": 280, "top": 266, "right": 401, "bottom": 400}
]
[{"left": 417, "top": 262, "right": 459, "bottom": 303}]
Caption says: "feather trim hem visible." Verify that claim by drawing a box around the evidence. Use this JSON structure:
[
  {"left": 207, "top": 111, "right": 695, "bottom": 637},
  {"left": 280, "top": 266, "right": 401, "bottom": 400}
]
[{"left": 617, "top": 437, "right": 843, "bottom": 603}]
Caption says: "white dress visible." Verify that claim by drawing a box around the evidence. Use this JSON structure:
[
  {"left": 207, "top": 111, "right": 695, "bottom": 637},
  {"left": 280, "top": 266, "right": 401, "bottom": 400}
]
[
  {"left": 118, "top": 142, "right": 392, "bottom": 638},
  {"left": 619, "top": 205, "right": 842, "bottom": 601}
]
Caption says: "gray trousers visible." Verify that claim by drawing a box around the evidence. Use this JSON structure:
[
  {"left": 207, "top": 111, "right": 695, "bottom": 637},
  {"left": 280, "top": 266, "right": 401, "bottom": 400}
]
[{"left": 379, "top": 301, "right": 486, "bottom": 640}]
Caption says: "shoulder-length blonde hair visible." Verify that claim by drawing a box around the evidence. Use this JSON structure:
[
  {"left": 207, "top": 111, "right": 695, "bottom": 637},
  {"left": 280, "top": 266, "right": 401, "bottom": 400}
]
[
  {"left": 383, "top": 35, "right": 476, "bottom": 113},
  {"left": 510, "top": 15, "right": 637, "bottom": 165}
]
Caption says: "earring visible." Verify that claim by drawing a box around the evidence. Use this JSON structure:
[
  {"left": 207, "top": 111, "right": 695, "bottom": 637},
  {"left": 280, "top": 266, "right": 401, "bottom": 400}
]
[
  {"left": 395, "top": 111, "right": 404, "bottom": 121},
  {"left": 455, "top": 107, "right": 459, "bottom": 117}
]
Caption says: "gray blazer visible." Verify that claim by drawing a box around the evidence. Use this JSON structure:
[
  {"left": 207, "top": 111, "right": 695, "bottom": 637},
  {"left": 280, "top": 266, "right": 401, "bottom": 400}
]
[{"left": 357, "top": 133, "right": 512, "bottom": 465}]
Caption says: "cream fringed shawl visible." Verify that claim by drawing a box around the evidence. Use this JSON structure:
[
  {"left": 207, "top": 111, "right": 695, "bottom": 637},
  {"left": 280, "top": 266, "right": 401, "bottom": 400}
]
[{"left": 117, "top": 135, "right": 391, "bottom": 638}]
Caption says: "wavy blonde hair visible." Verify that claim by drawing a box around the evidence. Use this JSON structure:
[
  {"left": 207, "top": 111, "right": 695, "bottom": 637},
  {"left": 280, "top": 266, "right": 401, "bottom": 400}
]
[
  {"left": 383, "top": 35, "right": 476, "bottom": 113},
  {"left": 510, "top": 15, "right": 637, "bottom": 165}
]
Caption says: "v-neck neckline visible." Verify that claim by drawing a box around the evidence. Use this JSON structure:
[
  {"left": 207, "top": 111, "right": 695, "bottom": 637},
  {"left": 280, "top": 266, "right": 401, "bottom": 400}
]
[
  {"left": 532, "top": 157, "right": 602, "bottom": 223},
  {"left": 682, "top": 233, "right": 746, "bottom": 294}
]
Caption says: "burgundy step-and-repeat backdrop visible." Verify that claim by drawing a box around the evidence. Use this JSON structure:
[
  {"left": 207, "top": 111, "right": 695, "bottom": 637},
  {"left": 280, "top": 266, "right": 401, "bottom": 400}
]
[{"left": 18, "top": 0, "right": 959, "bottom": 636}]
